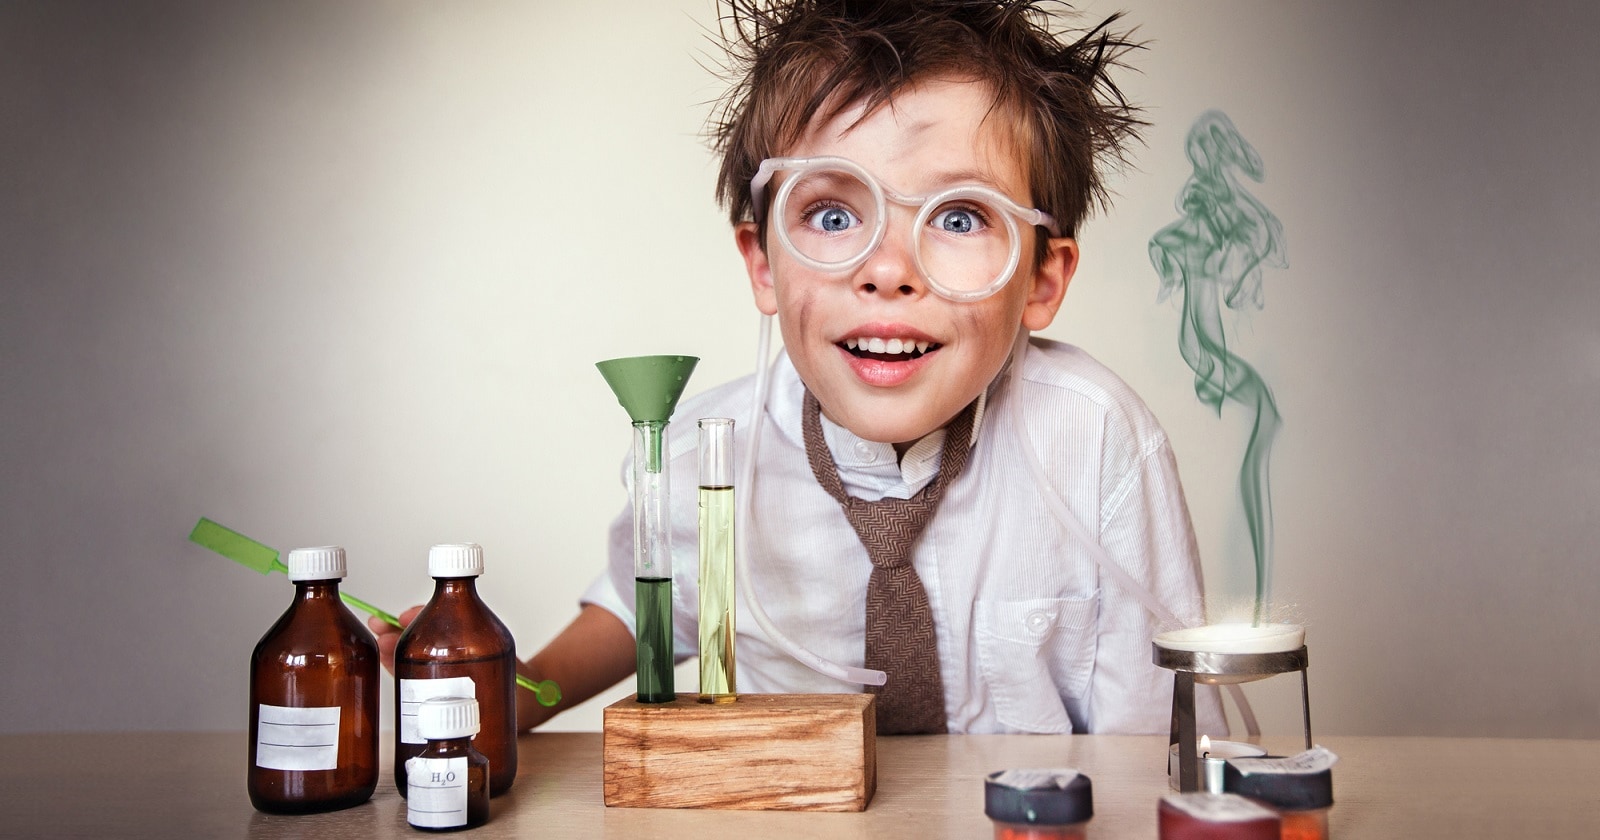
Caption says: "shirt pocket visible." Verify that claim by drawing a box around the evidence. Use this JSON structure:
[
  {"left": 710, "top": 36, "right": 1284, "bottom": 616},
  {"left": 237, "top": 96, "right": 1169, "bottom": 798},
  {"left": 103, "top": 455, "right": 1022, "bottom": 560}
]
[{"left": 974, "top": 594, "right": 1100, "bottom": 734}]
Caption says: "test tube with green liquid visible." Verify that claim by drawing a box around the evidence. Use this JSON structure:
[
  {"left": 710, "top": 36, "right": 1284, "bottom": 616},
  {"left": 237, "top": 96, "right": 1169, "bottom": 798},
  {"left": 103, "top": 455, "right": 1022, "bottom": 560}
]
[
  {"left": 630, "top": 418, "right": 676, "bottom": 703},
  {"left": 696, "top": 418, "right": 736, "bottom": 703},
  {"left": 596, "top": 354, "right": 697, "bottom": 705}
]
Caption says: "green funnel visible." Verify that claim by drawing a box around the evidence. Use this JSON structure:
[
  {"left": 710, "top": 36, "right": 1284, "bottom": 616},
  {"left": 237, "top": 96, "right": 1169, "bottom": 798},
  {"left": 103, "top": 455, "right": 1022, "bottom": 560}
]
[{"left": 596, "top": 355, "right": 699, "bottom": 424}]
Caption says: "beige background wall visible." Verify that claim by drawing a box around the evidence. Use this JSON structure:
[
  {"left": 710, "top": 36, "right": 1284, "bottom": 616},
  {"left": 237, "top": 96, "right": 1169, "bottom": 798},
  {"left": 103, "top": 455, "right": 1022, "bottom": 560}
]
[{"left": 3, "top": 1, "right": 1596, "bottom": 737}]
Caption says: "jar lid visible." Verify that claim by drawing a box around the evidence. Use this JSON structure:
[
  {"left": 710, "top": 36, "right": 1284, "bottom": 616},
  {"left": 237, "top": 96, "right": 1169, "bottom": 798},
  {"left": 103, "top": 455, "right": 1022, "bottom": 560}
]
[
  {"left": 1223, "top": 747, "right": 1337, "bottom": 810},
  {"left": 428, "top": 543, "right": 485, "bottom": 578},
  {"left": 286, "top": 546, "right": 346, "bottom": 581},
  {"left": 1160, "top": 792, "right": 1279, "bottom": 824},
  {"left": 417, "top": 696, "right": 480, "bottom": 740},
  {"left": 984, "top": 769, "right": 1093, "bottom": 825}
]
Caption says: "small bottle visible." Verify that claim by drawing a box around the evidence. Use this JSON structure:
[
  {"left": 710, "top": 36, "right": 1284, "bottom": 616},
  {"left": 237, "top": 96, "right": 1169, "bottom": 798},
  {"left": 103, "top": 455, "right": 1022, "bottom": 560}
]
[
  {"left": 248, "top": 546, "right": 379, "bottom": 814},
  {"left": 395, "top": 544, "right": 519, "bottom": 797},
  {"left": 1223, "top": 749, "right": 1337, "bottom": 840},
  {"left": 984, "top": 769, "right": 1093, "bottom": 839},
  {"left": 406, "top": 697, "right": 490, "bottom": 832},
  {"left": 1158, "top": 793, "right": 1281, "bottom": 840}
]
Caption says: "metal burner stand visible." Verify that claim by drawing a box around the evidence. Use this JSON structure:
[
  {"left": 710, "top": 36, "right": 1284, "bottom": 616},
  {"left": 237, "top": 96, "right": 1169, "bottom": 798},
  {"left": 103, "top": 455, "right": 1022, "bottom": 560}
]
[{"left": 1154, "top": 645, "right": 1312, "bottom": 792}]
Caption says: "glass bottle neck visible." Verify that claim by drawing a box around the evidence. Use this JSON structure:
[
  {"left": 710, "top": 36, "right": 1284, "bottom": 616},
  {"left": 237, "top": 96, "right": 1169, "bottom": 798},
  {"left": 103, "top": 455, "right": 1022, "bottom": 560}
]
[
  {"left": 293, "top": 579, "right": 342, "bottom": 601},
  {"left": 432, "top": 577, "right": 481, "bottom": 598},
  {"left": 422, "top": 737, "right": 474, "bottom": 757}
]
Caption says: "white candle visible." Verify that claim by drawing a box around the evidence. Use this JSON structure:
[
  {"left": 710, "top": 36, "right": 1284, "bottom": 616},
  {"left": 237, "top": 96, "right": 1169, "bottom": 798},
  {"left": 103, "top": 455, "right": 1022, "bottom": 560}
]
[{"left": 1168, "top": 736, "right": 1266, "bottom": 793}]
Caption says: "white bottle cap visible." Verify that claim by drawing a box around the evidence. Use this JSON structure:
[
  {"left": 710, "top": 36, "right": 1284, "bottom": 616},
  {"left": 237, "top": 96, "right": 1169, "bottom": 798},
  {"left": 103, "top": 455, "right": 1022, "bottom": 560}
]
[
  {"left": 428, "top": 543, "right": 485, "bottom": 578},
  {"left": 286, "top": 546, "right": 347, "bottom": 581},
  {"left": 417, "top": 696, "right": 480, "bottom": 740}
]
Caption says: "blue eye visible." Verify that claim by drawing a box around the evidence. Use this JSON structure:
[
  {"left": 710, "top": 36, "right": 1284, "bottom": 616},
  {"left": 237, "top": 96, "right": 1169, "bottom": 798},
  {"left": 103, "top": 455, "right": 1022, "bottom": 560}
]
[
  {"left": 932, "top": 207, "right": 986, "bottom": 234},
  {"left": 806, "top": 206, "right": 859, "bottom": 233}
]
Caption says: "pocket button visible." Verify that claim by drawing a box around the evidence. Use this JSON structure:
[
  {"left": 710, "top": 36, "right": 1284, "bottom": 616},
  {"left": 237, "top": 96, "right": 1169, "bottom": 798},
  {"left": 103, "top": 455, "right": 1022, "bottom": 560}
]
[{"left": 1025, "top": 609, "right": 1051, "bottom": 636}]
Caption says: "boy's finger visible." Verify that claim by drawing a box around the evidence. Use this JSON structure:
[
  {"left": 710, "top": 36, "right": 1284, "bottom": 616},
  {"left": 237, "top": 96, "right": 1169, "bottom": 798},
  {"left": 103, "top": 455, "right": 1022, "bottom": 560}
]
[
  {"left": 375, "top": 632, "right": 399, "bottom": 676},
  {"left": 367, "top": 605, "right": 423, "bottom": 637}
]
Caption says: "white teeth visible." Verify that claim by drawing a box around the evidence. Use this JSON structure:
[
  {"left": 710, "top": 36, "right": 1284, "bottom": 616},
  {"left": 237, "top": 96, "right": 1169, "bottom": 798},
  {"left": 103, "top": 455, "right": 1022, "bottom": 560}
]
[{"left": 843, "top": 336, "right": 934, "bottom": 356}]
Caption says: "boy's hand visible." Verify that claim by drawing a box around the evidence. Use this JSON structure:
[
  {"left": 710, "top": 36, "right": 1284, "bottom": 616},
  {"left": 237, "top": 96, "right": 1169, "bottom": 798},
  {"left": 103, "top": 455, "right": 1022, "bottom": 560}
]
[{"left": 369, "top": 605, "right": 424, "bottom": 677}]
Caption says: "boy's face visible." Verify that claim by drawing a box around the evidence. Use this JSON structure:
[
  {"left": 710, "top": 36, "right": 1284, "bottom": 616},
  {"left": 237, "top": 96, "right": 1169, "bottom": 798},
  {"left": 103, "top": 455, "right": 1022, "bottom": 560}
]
[{"left": 736, "top": 77, "right": 1078, "bottom": 445}]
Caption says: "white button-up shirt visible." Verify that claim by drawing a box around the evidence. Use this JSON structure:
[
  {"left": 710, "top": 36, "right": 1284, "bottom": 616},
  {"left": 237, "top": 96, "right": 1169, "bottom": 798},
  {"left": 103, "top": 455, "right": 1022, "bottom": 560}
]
[{"left": 583, "top": 338, "right": 1226, "bottom": 734}]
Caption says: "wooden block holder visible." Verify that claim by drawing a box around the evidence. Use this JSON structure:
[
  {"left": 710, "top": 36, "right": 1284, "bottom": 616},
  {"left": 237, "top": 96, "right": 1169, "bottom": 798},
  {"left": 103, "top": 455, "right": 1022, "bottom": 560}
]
[{"left": 602, "top": 693, "right": 876, "bottom": 812}]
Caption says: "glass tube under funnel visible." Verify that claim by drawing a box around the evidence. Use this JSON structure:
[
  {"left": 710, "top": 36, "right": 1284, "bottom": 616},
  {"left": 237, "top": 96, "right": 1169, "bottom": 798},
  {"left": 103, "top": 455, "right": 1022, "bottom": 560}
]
[{"left": 630, "top": 419, "right": 675, "bottom": 703}]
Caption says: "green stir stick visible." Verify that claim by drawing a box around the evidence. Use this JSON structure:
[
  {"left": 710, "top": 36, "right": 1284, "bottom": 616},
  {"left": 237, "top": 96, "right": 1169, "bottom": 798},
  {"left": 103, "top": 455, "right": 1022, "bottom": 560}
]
[{"left": 190, "top": 516, "right": 561, "bottom": 708}]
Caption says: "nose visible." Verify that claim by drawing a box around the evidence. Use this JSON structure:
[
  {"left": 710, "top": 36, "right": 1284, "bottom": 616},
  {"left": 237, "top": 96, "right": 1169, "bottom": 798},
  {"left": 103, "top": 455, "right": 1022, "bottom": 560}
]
[{"left": 853, "top": 216, "right": 925, "bottom": 299}]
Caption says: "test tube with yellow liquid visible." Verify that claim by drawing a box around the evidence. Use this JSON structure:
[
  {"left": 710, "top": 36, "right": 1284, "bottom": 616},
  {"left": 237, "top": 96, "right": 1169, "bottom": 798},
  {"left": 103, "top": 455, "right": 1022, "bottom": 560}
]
[{"left": 697, "top": 418, "right": 737, "bottom": 703}]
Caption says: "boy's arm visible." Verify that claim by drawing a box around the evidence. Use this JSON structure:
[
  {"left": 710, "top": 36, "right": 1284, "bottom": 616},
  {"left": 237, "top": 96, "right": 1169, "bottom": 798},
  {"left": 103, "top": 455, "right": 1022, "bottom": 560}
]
[{"left": 515, "top": 604, "right": 636, "bottom": 731}]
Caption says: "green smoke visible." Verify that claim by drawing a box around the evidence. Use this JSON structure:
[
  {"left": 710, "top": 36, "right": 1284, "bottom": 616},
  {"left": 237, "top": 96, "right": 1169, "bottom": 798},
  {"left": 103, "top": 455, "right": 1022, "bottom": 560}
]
[{"left": 1148, "top": 110, "right": 1287, "bottom": 625}]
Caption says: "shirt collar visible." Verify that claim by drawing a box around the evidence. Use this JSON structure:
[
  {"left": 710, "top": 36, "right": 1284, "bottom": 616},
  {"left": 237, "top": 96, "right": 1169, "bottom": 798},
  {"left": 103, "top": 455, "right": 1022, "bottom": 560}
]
[{"left": 769, "top": 352, "right": 994, "bottom": 500}]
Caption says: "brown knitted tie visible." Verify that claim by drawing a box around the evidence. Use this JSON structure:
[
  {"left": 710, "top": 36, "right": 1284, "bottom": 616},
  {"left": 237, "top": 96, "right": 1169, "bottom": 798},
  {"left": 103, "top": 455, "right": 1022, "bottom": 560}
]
[{"left": 801, "top": 390, "right": 978, "bottom": 735}]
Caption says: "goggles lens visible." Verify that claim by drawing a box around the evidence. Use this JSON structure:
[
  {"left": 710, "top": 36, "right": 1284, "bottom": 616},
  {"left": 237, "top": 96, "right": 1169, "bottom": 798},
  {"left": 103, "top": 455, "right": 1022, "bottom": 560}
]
[{"left": 773, "top": 166, "right": 1023, "bottom": 300}]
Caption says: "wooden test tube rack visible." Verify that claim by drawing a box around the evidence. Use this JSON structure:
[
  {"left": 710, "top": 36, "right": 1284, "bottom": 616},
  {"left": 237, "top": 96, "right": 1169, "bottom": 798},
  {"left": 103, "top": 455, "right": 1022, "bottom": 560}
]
[{"left": 602, "top": 693, "right": 877, "bottom": 811}]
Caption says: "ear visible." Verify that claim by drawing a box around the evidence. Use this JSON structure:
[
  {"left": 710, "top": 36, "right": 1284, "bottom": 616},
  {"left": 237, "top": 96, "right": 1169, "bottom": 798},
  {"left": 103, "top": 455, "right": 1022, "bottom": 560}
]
[
  {"left": 1020, "top": 236, "right": 1078, "bottom": 332},
  {"left": 735, "top": 222, "right": 779, "bottom": 316}
]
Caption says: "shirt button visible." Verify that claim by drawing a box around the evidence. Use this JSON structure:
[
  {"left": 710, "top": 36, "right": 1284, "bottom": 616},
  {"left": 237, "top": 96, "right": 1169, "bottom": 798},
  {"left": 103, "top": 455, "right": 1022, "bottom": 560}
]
[
  {"left": 854, "top": 441, "right": 877, "bottom": 462},
  {"left": 1025, "top": 610, "right": 1051, "bottom": 636}
]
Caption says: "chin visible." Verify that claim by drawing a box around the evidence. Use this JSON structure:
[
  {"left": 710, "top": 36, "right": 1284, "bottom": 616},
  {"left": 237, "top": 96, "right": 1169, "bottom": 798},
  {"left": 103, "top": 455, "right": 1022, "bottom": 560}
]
[{"left": 837, "top": 413, "right": 943, "bottom": 447}]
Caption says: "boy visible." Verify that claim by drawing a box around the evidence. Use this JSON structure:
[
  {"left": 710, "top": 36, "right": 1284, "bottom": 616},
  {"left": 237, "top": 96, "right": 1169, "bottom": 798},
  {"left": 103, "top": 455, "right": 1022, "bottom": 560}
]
[{"left": 377, "top": 0, "right": 1224, "bottom": 736}]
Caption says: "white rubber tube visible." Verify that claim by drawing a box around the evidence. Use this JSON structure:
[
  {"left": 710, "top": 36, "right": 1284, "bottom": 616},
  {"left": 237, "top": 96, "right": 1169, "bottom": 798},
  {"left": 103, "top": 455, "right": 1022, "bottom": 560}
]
[
  {"left": 1003, "top": 330, "right": 1257, "bottom": 736},
  {"left": 736, "top": 314, "right": 887, "bottom": 686}
]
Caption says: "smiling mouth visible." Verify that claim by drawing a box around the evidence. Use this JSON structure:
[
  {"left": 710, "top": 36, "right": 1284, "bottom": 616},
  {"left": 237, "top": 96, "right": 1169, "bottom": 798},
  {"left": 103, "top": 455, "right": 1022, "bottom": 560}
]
[{"left": 840, "top": 336, "right": 940, "bottom": 362}]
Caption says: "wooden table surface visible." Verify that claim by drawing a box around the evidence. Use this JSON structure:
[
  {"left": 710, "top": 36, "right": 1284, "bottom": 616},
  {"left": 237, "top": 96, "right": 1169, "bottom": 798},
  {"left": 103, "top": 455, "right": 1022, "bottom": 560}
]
[{"left": 3, "top": 731, "right": 1596, "bottom": 838}]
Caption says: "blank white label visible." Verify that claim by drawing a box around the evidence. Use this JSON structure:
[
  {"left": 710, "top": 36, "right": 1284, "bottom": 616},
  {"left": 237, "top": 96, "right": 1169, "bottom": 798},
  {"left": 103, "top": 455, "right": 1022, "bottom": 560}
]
[
  {"left": 255, "top": 704, "right": 340, "bottom": 771},
  {"left": 407, "top": 756, "right": 469, "bottom": 829},
  {"left": 399, "top": 676, "right": 476, "bottom": 744}
]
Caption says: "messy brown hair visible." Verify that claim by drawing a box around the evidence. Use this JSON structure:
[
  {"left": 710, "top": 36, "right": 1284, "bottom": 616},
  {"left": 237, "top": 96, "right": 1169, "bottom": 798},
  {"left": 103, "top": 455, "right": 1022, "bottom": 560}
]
[{"left": 709, "top": 0, "right": 1145, "bottom": 252}]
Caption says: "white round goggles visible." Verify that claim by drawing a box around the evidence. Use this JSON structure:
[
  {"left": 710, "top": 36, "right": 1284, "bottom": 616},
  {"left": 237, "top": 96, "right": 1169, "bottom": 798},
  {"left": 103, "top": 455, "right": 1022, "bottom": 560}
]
[{"left": 750, "top": 156, "right": 1060, "bottom": 302}]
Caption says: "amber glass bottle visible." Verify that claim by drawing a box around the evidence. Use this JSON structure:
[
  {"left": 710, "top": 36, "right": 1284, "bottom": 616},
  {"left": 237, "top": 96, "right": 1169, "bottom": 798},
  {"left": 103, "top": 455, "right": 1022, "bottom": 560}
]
[
  {"left": 248, "top": 546, "right": 379, "bottom": 814},
  {"left": 394, "top": 543, "right": 518, "bottom": 796},
  {"left": 406, "top": 697, "right": 491, "bottom": 831}
]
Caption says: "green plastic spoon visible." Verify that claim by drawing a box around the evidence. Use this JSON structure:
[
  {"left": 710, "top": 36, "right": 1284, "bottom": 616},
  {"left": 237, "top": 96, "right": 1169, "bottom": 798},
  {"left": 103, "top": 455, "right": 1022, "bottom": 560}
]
[{"left": 189, "top": 516, "right": 561, "bottom": 708}]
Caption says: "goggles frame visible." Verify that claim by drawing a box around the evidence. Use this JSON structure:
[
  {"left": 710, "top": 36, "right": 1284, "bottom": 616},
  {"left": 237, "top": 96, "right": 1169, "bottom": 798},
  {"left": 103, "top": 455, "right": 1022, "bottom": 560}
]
[{"left": 750, "top": 155, "right": 1061, "bottom": 302}]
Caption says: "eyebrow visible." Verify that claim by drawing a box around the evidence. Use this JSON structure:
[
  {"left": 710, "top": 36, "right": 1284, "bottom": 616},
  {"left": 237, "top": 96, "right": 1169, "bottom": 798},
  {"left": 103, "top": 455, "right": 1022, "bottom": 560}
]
[
  {"left": 883, "top": 166, "right": 1025, "bottom": 205},
  {"left": 921, "top": 167, "right": 1005, "bottom": 189},
  {"left": 793, "top": 170, "right": 872, "bottom": 191}
]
